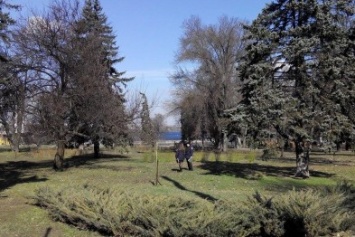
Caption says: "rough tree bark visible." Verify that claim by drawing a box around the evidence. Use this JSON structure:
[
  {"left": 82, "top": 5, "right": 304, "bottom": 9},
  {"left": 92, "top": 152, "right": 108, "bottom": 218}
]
[
  {"left": 53, "top": 139, "right": 65, "bottom": 171},
  {"left": 294, "top": 140, "right": 310, "bottom": 178},
  {"left": 93, "top": 137, "right": 100, "bottom": 158}
]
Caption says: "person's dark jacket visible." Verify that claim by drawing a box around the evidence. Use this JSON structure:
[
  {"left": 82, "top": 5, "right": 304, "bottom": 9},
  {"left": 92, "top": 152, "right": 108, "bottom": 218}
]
[
  {"left": 175, "top": 149, "right": 185, "bottom": 162},
  {"left": 185, "top": 144, "right": 194, "bottom": 160}
]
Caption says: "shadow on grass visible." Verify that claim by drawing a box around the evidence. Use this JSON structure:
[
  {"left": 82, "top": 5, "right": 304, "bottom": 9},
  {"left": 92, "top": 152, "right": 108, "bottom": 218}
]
[
  {"left": 43, "top": 227, "right": 52, "bottom": 237},
  {"left": 66, "top": 152, "right": 130, "bottom": 168},
  {"left": 0, "top": 152, "right": 131, "bottom": 193},
  {"left": 199, "top": 161, "right": 334, "bottom": 179},
  {"left": 0, "top": 161, "right": 48, "bottom": 193},
  {"left": 0, "top": 147, "right": 12, "bottom": 153},
  {"left": 161, "top": 175, "right": 218, "bottom": 202}
]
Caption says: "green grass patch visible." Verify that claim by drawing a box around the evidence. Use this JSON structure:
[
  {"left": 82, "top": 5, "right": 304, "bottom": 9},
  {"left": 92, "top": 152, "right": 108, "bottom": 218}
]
[{"left": 0, "top": 147, "right": 355, "bottom": 236}]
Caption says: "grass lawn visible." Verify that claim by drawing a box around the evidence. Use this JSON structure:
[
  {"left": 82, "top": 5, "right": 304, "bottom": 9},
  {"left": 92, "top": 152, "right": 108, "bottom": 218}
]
[{"left": 0, "top": 145, "right": 354, "bottom": 236}]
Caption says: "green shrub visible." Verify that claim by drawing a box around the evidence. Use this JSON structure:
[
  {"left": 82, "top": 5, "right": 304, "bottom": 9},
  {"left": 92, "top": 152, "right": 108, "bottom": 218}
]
[
  {"left": 220, "top": 188, "right": 352, "bottom": 237},
  {"left": 326, "top": 180, "right": 355, "bottom": 211},
  {"left": 211, "top": 197, "right": 284, "bottom": 237},
  {"left": 33, "top": 183, "right": 354, "bottom": 237},
  {"left": 34, "top": 185, "right": 217, "bottom": 236},
  {"left": 274, "top": 188, "right": 349, "bottom": 236}
]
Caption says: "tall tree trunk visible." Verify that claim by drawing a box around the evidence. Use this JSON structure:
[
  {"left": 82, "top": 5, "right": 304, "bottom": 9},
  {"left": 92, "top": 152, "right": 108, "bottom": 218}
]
[
  {"left": 93, "top": 138, "right": 100, "bottom": 158},
  {"left": 201, "top": 131, "right": 206, "bottom": 150},
  {"left": 13, "top": 85, "right": 25, "bottom": 152},
  {"left": 12, "top": 99, "right": 25, "bottom": 152},
  {"left": 294, "top": 140, "right": 310, "bottom": 178},
  {"left": 56, "top": 140, "right": 65, "bottom": 157},
  {"left": 54, "top": 139, "right": 65, "bottom": 171},
  {"left": 279, "top": 138, "right": 285, "bottom": 158},
  {"left": 221, "top": 130, "right": 227, "bottom": 152},
  {"left": 11, "top": 133, "right": 20, "bottom": 152}
]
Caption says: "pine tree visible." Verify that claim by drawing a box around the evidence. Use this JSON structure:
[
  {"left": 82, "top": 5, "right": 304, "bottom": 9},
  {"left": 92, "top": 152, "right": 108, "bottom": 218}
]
[
  {"left": 238, "top": 0, "right": 355, "bottom": 177},
  {"left": 140, "top": 92, "right": 155, "bottom": 147},
  {"left": 0, "top": 1, "right": 19, "bottom": 55},
  {"left": 74, "top": 0, "right": 133, "bottom": 157},
  {"left": 0, "top": 1, "right": 21, "bottom": 152},
  {"left": 79, "top": 0, "right": 132, "bottom": 89}
]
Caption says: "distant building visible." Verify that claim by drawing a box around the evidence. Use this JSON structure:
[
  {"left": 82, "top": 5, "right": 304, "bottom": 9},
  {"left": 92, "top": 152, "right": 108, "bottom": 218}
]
[{"left": 0, "top": 132, "right": 9, "bottom": 146}]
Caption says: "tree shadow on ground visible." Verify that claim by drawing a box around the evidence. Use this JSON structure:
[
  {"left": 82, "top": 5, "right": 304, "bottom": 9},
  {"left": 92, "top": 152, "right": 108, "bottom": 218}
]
[
  {"left": 0, "top": 147, "right": 12, "bottom": 153},
  {"left": 0, "top": 160, "right": 49, "bottom": 193},
  {"left": 66, "top": 152, "right": 130, "bottom": 168},
  {"left": 198, "top": 161, "right": 334, "bottom": 179},
  {"left": 161, "top": 175, "right": 218, "bottom": 202},
  {"left": 0, "top": 152, "right": 131, "bottom": 193}
]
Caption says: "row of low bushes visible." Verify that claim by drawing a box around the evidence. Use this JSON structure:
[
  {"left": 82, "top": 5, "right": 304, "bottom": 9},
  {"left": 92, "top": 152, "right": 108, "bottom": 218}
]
[{"left": 33, "top": 181, "right": 355, "bottom": 237}]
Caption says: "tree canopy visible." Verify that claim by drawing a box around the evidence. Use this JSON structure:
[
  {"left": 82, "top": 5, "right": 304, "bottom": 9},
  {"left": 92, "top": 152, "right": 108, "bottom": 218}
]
[
  {"left": 237, "top": 0, "right": 355, "bottom": 177},
  {"left": 5, "top": 0, "right": 134, "bottom": 167},
  {"left": 171, "top": 16, "right": 247, "bottom": 149},
  {"left": 70, "top": 0, "right": 133, "bottom": 157}
]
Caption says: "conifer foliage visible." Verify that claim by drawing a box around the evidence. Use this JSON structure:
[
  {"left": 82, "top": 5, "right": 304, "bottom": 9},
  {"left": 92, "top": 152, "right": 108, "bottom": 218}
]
[
  {"left": 78, "top": 0, "right": 132, "bottom": 89},
  {"left": 0, "top": 0, "right": 19, "bottom": 51},
  {"left": 139, "top": 92, "right": 155, "bottom": 146},
  {"left": 238, "top": 0, "right": 355, "bottom": 177},
  {"left": 72, "top": 0, "right": 133, "bottom": 158},
  {"left": 0, "top": 1, "right": 22, "bottom": 152}
]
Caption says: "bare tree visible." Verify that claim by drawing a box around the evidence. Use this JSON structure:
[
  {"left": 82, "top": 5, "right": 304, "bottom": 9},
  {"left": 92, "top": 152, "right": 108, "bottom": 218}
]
[
  {"left": 11, "top": 0, "right": 131, "bottom": 169},
  {"left": 171, "top": 16, "right": 247, "bottom": 150},
  {"left": 13, "top": 0, "right": 84, "bottom": 168},
  {"left": 151, "top": 113, "right": 167, "bottom": 136}
]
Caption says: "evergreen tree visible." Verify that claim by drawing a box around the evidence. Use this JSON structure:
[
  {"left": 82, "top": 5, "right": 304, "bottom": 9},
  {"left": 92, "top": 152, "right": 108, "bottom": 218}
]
[
  {"left": 139, "top": 92, "right": 155, "bottom": 146},
  {"left": 238, "top": 0, "right": 355, "bottom": 177},
  {"left": 78, "top": 0, "right": 132, "bottom": 88},
  {"left": 0, "top": 1, "right": 21, "bottom": 152},
  {"left": 0, "top": 0, "right": 19, "bottom": 55},
  {"left": 75, "top": 0, "right": 133, "bottom": 157}
]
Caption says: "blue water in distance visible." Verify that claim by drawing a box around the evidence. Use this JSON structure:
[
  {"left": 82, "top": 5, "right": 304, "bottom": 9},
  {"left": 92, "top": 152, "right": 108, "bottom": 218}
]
[{"left": 159, "top": 131, "right": 181, "bottom": 141}]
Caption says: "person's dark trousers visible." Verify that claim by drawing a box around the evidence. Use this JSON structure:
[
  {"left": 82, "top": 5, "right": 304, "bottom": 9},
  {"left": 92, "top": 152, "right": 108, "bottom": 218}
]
[
  {"left": 187, "top": 159, "right": 193, "bottom": 170},
  {"left": 178, "top": 162, "right": 183, "bottom": 171}
]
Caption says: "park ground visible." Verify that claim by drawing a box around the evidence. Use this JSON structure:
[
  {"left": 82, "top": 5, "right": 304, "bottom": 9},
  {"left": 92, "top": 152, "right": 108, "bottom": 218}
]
[{"left": 0, "top": 145, "right": 354, "bottom": 236}]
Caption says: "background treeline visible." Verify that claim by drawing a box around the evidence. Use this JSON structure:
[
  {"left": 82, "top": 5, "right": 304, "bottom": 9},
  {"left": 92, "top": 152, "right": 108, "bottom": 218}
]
[{"left": 170, "top": 0, "right": 355, "bottom": 177}]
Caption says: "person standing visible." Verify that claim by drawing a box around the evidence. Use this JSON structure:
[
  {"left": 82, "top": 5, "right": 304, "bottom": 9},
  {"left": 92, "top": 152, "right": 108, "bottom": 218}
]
[
  {"left": 185, "top": 141, "right": 194, "bottom": 171},
  {"left": 175, "top": 141, "right": 185, "bottom": 171}
]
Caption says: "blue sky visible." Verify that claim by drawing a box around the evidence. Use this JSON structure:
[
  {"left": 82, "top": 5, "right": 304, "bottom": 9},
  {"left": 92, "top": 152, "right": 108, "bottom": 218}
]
[{"left": 12, "top": 0, "right": 272, "bottom": 125}]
